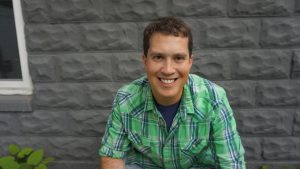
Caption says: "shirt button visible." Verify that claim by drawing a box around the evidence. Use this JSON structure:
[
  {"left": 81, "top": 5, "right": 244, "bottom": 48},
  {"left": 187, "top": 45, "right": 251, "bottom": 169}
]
[{"left": 159, "top": 120, "right": 164, "bottom": 125}]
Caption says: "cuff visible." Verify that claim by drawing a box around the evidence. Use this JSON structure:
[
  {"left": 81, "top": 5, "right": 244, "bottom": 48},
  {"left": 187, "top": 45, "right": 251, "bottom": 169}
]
[{"left": 99, "top": 144, "right": 126, "bottom": 158}]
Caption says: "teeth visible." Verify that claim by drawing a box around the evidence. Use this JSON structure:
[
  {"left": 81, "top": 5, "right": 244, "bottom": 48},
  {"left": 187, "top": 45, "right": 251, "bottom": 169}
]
[{"left": 161, "top": 79, "right": 175, "bottom": 84}]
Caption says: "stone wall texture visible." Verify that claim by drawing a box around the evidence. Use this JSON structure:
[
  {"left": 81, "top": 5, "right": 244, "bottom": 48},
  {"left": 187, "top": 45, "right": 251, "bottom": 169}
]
[{"left": 0, "top": 0, "right": 299, "bottom": 168}]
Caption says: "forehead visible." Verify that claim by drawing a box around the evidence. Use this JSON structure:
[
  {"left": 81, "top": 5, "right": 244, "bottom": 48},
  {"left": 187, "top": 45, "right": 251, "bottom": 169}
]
[{"left": 148, "top": 33, "right": 189, "bottom": 52}]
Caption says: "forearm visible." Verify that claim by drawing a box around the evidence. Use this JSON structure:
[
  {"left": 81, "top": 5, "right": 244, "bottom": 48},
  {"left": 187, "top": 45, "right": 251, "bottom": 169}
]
[{"left": 99, "top": 156, "right": 125, "bottom": 169}]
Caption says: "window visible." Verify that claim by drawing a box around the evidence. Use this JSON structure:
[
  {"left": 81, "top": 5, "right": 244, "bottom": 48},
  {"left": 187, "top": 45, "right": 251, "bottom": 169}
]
[{"left": 0, "top": 0, "right": 32, "bottom": 95}]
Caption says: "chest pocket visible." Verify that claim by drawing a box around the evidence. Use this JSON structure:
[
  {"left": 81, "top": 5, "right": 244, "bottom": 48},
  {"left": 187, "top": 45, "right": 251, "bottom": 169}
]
[
  {"left": 179, "top": 122, "right": 210, "bottom": 159},
  {"left": 128, "top": 132, "right": 151, "bottom": 154}
]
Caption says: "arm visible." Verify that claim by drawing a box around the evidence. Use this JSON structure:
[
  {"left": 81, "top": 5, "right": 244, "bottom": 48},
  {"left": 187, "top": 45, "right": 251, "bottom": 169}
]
[
  {"left": 98, "top": 94, "right": 131, "bottom": 167},
  {"left": 211, "top": 88, "right": 246, "bottom": 169},
  {"left": 99, "top": 156, "right": 125, "bottom": 169}
]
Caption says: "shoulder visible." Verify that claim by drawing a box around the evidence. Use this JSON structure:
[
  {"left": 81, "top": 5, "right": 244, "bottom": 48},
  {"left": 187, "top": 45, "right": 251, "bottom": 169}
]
[
  {"left": 113, "top": 76, "right": 149, "bottom": 109},
  {"left": 118, "top": 76, "right": 148, "bottom": 94},
  {"left": 187, "top": 74, "right": 226, "bottom": 104},
  {"left": 186, "top": 74, "right": 229, "bottom": 121}
]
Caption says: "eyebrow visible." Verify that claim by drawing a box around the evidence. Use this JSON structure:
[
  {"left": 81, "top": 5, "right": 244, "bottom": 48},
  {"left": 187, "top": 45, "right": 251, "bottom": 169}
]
[
  {"left": 174, "top": 53, "right": 188, "bottom": 57},
  {"left": 149, "top": 51, "right": 188, "bottom": 57}
]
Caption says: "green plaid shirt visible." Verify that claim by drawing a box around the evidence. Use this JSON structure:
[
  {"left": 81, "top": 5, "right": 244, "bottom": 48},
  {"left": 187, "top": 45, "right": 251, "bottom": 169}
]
[{"left": 99, "top": 74, "right": 245, "bottom": 169}]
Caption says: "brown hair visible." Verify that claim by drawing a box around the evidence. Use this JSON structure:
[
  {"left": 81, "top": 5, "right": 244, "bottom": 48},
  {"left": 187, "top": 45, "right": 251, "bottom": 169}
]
[{"left": 143, "top": 17, "right": 193, "bottom": 57}]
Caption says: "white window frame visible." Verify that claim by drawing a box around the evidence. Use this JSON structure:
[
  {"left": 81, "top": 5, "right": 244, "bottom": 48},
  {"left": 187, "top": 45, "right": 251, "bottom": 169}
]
[{"left": 0, "top": 0, "right": 33, "bottom": 95}]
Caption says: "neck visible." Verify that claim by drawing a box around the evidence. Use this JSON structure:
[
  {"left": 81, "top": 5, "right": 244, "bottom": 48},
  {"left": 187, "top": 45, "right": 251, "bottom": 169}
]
[{"left": 152, "top": 92, "right": 183, "bottom": 106}]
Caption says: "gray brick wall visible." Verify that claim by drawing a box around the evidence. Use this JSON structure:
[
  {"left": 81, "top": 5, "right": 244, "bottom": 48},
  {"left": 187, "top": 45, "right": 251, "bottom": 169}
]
[{"left": 0, "top": 0, "right": 299, "bottom": 168}]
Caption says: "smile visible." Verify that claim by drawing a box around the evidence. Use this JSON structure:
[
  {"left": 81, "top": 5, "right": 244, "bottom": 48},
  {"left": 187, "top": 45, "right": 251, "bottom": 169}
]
[{"left": 159, "top": 78, "right": 177, "bottom": 84}]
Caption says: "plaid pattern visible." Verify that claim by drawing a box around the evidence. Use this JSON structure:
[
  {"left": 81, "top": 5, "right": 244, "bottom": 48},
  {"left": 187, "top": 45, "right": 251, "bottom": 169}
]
[{"left": 99, "top": 74, "right": 245, "bottom": 169}]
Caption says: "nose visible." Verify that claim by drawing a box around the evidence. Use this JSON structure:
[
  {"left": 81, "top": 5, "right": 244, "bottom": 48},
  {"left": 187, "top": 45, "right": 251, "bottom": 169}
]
[{"left": 161, "top": 59, "right": 175, "bottom": 75}]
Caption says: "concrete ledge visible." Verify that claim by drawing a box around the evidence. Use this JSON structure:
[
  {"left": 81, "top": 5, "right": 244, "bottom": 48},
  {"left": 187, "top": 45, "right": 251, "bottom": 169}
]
[{"left": 0, "top": 95, "right": 32, "bottom": 112}]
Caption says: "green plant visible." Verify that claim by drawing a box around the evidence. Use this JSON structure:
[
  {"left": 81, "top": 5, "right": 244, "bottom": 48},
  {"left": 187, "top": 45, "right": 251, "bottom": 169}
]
[
  {"left": 261, "top": 164, "right": 296, "bottom": 169},
  {"left": 262, "top": 164, "right": 270, "bottom": 169},
  {"left": 0, "top": 144, "right": 54, "bottom": 169}
]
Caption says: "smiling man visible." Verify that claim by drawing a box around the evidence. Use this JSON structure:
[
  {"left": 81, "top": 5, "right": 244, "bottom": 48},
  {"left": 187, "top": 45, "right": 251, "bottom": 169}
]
[{"left": 99, "top": 17, "right": 245, "bottom": 169}]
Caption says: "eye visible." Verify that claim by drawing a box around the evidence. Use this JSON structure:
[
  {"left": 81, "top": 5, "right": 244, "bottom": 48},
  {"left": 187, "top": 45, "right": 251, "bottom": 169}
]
[
  {"left": 152, "top": 55, "right": 163, "bottom": 62},
  {"left": 174, "top": 55, "right": 186, "bottom": 63}
]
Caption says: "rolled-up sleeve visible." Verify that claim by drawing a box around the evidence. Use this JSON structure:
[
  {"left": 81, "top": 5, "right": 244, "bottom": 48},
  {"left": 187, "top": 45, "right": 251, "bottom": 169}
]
[
  {"left": 99, "top": 97, "right": 130, "bottom": 158},
  {"left": 211, "top": 88, "right": 246, "bottom": 169}
]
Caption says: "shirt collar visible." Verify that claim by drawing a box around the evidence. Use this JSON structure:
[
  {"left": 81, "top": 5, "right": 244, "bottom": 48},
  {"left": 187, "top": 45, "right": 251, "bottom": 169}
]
[
  {"left": 145, "top": 85, "right": 156, "bottom": 112},
  {"left": 178, "top": 84, "right": 195, "bottom": 121},
  {"left": 143, "top": 81, "right": 195, "bottom": 119}
]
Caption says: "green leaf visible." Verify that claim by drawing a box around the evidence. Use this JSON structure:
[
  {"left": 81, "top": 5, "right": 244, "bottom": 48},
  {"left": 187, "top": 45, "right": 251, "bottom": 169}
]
[
  {"left": 0, "top": 157, "right": 20, "bottom": 169},
  {"left": 35, "top": 163, "right": 47, "bottom": 169},
  {"left": 22, "top": 147, "right": 33, "bottom": 156},
  {"left": 27, "top": 149, "right": 44, "bottom": 166},
  {"left": 41, "top": 157, "right": 54, "bottom": 165},
  {"left": 262, "top": 165, "right": 270, "bottom": 169},
  {"left": 0, "top": 156, "right": 14, "bottom": 162},
  {"left": 282, "top": 167, "right": 295, "bottom": 169},
  {"left": 9, "top": 144, "right": 20, "bottom": 155},
  {"left": 0, "top": 156, "right": 15, "bottom": 165},
  {"left": 18, "top": 148, "right": 33, "bottom": 159},
  {"left": 19, "top": 163, "right": 33, "bottom": 169},
  {"left": 18, "top": 152, "right": 25, "bottom": 159}
]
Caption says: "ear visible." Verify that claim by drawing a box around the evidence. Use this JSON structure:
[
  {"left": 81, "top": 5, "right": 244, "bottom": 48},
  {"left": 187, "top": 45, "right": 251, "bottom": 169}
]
[{"left": 142, "top": 54, "right": 147, "bottom": 65}]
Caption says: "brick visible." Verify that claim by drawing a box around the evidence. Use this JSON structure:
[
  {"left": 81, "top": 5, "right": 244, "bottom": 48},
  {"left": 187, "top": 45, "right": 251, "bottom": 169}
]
[
  {"left": 34, "top": 83, "right": 88, "bottom": 109},
  {"left": 231, "top": 50, "right": 292, "bottom": 79},
  {"left": 256, "top": 80, "right": 300, "bottom": 106},
  {"left": 21, "top": 0, "right": 49, "bottom": 23},
  {"left": 68, "top": 110, "right": 110, "bottom": 136},
  {"left": 191, "top": 51, "right": 231, "bottom": 80},
  {"left": 235, "top": 109, "right": 294, "bottom": 135},
  {"left": 79, "top": 23, "right": 138, "bottom": 51},
  {"left": 29, "top": 55, "right": 56, "bottom": 82},
  {"left": 241, "top": 137, "right": 262, "bottom": 160},
  {"left": 0, "top": 113, "right": 20, "bottom": 135},
  {"left": 294, "top": 110, "right": 300, "bottom": 136},
  {"left": 245, "top": 162, "right": 262, "bottom": 169},
  {"left": 218, "top": 81, "right": 256, "bottom": 107},
  {"left": 246, "top": 162, "right": 300, "bottom": 169},
  {"left": 50, "top": 161, "right": 98, "bottom": 169},
  {"left": 49, "top": 0, "right": 103, "bottom": 22},
  {"left": 262, "top": 137, "right": 300, "bottom": 160},
  {"left": 261, "top": 18, "right": 300, "bottom": 47},
  {"left": 17, "top": 110, "right": 110, "bottom": 137},
  {"left": 18, "top": 110, "right": 67, "bottom": 135},
  {"left": 112, "top": 53, "right": 144, "bottom": 81},
  {"left": 170, "top": 0, "right": 225, "bottom": 17},
  {"left": 199, "top": 19, "right": 259, "bottom": 48},
  {"left": 85, "top": 83, "right": 121, "bottom": 108},
  {"left": 49, "top": 137, "right": 99, "bottom": 161},
  {"left": 103, "top": 0, "right": 168, "bottom": 21},
  {"left": 0, "top": 137, "right": 98, "bottom": 161},
  {"left": 185, "top": 20, "right": 200, "bottom": 50},
  {"left": 229, "top": 0, "right": 291, "bottom": 16},
  {"left": 192, "top": 50, "right": 292, "bottom": 81},
  {"left": 57, "top": 53, "right": 112, "bottom": 81},
  {"left": 137, "top": 22, "right": 148, "bottom": 51},
  {"left": 26, "top": 24, "right": 80, "bottom": 52},
  {"left": 292, "top": 50, "right": 300, "bottom": 78}
]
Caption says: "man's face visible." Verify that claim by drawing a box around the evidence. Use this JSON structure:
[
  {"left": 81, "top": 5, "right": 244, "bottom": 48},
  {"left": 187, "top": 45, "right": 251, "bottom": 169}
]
[{"left": 143, "top": 32, "right": 193, "bottom": 106}]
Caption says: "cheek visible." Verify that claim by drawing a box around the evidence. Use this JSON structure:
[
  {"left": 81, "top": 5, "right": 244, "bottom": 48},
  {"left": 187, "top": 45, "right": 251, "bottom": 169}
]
[
  {"left": 146, "top": 64, "right": 160, "bottom": 74},
  {"left": 179, "top": 66, "right": 191, "bottom": 75}
]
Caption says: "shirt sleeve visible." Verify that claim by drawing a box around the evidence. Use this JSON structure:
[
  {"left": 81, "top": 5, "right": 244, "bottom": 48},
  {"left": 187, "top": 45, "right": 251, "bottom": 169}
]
[
  {"left": 99, "top": 96, "right": 130, "bottom": 158},
  {"left": 210, "top": 88, "right": 246, "bottom": 169}
]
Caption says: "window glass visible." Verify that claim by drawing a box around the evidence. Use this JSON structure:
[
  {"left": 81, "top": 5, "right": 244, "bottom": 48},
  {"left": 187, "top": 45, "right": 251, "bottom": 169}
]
[{"left": 0, "top": 0, "right": 22, "bottom": 79}]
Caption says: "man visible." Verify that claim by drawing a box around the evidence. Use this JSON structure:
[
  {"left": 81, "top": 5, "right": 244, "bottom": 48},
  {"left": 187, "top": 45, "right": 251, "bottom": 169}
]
[{"left": 99, "top": 17, "right": 245, "bottom": 169}]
